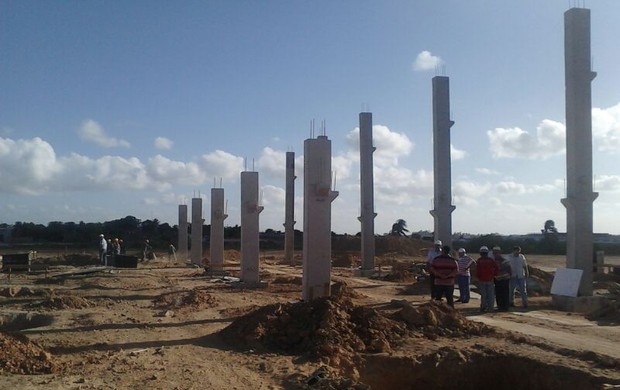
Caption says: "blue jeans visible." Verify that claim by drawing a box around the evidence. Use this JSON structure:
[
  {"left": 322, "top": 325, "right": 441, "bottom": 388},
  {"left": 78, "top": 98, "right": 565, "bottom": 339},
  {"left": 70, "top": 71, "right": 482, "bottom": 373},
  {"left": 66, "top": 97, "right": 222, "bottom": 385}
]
[
  {"left": 479, "top": 282, "right": 495, "bottom": 312},
  {"left": 510, "top": 277, "right": 528, "bottom": 307},
  {"left": 456, "top": 274, "right": 471, "bottom": 303}
]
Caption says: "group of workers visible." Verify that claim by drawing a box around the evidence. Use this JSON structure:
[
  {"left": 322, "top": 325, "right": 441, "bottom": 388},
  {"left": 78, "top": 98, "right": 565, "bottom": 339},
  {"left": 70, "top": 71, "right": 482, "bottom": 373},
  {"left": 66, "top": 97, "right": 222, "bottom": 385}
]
[{"left": 426, "top": 240, "right": 529, "bottom": 312}]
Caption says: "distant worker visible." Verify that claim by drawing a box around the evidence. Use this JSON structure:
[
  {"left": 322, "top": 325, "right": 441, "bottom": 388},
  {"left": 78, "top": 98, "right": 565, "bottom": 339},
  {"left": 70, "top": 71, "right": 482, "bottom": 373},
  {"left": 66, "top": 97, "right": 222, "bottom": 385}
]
[
  {"left": 492, "top": 246, "right": 512, "bottom": 312},
  {"left": 426, "top": 239, "right": 443, "bottom": 300},
  {"left": 143, "top": 239, "right": 155, "bottom": 261},
  {"left": 113, "top": 238, "right": 121, "bottom": 255},
  {"left": 508, "top": 246, "right": 529, "bottom": 308},
  {"left": 430, "top": 245, "right": 459, "bottom": 308},
  {"left": 98, "top": 234, "right": 107, "bottom": 265},
  {"left": 168, "top": 244, "right": 177, "bottom": 262},
  {"left": 456, "top": 248, "right": 475, "bottom": 303},
  {"left": 475, "top": 246, "right": 499, "bottom": 313}
]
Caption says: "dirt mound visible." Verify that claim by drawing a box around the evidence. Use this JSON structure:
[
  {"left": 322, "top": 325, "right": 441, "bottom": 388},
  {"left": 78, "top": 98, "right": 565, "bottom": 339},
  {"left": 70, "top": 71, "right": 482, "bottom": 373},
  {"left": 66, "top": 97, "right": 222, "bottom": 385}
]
[
  {"left": 0, "top": 331, "right": 58, "bottom": 374},
  {"left": 398, "top": 301, "right": 492, "bottom": 339},
  {"left": 398, "top": 281, "right": 431, "bottom": 296},
  {"left": 271, "top": 275, "right": 302, "bottom": 285},
  {"left": 331, "top": 252, "right": 358, "bottom": 268},
  {"left": 380, "top": 269, "right": 417, "bottom": 283},
  {"left": 375, "top": 236, "right": 430, "bottom": 257},
  {"left": 219, "top": 284, "right": 409, "bottom": 374},
  {"left": 528, "top": 266, "right": 554, "bottom": 296},
  {"left": 153, "top": 288, "right": 217, "bottom": 310},
  {"left": 35, "top": 295, "right": 95, "bottom": 310}
]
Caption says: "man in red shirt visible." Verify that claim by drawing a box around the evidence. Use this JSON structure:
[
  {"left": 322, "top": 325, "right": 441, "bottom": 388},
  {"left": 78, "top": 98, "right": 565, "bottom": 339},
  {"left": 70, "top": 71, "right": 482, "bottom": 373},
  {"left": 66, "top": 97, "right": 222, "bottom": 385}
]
[
  {"left": 430, "top": 245, "right": 459, "bottom": 307},
  {"left": 476, "top": 246, "right": 499, "bottom": 313}
]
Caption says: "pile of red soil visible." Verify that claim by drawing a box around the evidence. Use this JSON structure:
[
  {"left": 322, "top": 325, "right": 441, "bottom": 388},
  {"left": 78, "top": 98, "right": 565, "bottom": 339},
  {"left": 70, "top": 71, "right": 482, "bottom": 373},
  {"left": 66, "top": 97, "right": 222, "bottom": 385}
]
[
  {"left": 528, "top": 266, "right": 554, "bottom": 296},
  {"left": 153, "top": 288, "right": 217, "bottom": 310},
  {"left": 36, "top": 295, "right": 95, "bottom": 310},
  {"left": 219, "top": 283, "right": 409, "bottom": 365},
  {"left": 0, "top": 331, "right": 58, "bottom": 374},
  {"left": 398, "top": 301, "right": 492, "bottom": 339},
  {"left": 380, "top": 269, "right": 417, "bottom": 283},
  {"left": 271, "top": 276, "right": 302, "bottom": 285}
]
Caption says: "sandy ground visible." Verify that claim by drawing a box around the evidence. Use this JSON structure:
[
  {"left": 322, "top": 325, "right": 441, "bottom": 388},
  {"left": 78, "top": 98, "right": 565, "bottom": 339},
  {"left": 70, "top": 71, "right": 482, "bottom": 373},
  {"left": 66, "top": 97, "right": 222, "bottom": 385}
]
[{"left": 0, "top": 251, "right": 619, "bottom": 389}]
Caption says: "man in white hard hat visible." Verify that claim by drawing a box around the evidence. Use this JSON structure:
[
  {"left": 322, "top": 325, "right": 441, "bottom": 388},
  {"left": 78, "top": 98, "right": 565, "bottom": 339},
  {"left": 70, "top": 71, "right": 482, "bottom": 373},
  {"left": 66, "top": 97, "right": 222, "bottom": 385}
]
[{"left": 426, "top": 239, "right": 443, "bottom": 300}]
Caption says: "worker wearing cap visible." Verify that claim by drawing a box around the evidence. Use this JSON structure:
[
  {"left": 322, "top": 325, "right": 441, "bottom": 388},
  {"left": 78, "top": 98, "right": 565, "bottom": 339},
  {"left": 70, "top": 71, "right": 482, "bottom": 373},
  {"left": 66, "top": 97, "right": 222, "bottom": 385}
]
[
  {"left": 508, "top": 246, "right": 529, "bottom": 308},
  {"left": 426, "top": 240, "right": 443, "bottom": 300},
  {"left": 430, "top": 245, "right": 459, "bottom": 307},
  {"left": 98, "top": 234, "right": 107, "bottom": 265},
  {"left": 456, "top": 248, "right": 475, "bottom": 303},
  {"left": 492, "top": 246, "right": 512, "bottom": 312},
  {"left": 475, "top": 246, "right": 499, "bottom": 313}
]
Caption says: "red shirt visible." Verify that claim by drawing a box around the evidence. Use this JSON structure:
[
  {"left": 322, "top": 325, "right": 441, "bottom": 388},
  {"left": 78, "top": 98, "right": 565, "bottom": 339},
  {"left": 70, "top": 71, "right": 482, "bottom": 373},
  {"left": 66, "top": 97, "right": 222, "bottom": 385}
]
[
  {"left": 476, "top": 255, "right": 499, "bottom": 282},
  {"left": 430, "top": 254, "right": 459, "bottom": 286}
]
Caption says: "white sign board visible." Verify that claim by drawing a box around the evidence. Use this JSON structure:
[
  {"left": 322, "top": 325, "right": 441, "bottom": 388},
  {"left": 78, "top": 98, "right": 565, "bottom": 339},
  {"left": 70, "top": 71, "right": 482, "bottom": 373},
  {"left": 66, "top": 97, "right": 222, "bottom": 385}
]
[{"left": 550, "top": 268, "right": 583, "bottom": 297}]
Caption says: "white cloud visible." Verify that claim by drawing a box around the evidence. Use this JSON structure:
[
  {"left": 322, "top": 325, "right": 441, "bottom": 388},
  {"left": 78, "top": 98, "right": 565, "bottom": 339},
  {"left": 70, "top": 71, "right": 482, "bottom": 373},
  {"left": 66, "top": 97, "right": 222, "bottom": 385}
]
[
  {"left": 78, "top": 119, "right": 130, "bottom": 148},
  {"left": 146, "top": 155, "right": 204, "bottom": 188},
  {"left": 451, "top": 144, "right": 466, "bottom": 160},
  {"left": 257, "top": 147, "right": 286, "bottom": 177},
  {"left": 413, "top": 50, "right": 444, "bottom": 71},
  {"left": 199, "top": 150, "right": 244, "bottom": 181},
  {"left": 487, "top": 119, "right": 565, "bottom": 159},
  {"left": 592, "top": 102, "right": 620, "bottom": 152},
  {"left": 346, "top": 124, "right": 414, "bottom": 167},
  {"left": 260, "top": 184, "right": 285, "bottom": 206},
  {"left": 374, "top": 167, "right": 433, "bottom": 205},
  {"left": 595, "top": 175, "right": 620, "bottom": 192},
  {"left": 154, "top": 137, "right": 173, "bottom": 150},
  {"left": 476, "top": 168, "right": 500, "bottom": 175},
  {"left": 0, "top": 136, "right": 244, "bottom": 194},
  {"left": 0, "top": 137, "right": 59, "bottom": 194}
]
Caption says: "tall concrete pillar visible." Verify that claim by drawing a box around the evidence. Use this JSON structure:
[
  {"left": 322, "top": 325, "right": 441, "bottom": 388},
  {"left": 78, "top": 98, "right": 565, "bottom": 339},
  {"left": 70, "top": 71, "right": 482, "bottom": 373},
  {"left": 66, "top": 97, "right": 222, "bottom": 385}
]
[
  {"left": 429, "top": 76, "right": 456, "bottom": 248},
  {"left": 561, "top": 7, "right": 598, "bottom": 296},
  {"left": 177, "top": 204, "right": 189, "bottom": 262},
  {"left": 210, "top": 187, "right": 227, "bottom": 271},
  {"left": 283, "top": 152, "right": 296, "bottom": 265},
  {"left": 302, "top": 135, "right": 339, "bottom": 301},
  {"left": 240, "top": 171, "right": 263, "bottom": 284},
  {"left": 191, "top": 197, "right": 203, "bottom": 266},
  {"left": 358, "top": 112, "right": 377, "bottom": 275}
]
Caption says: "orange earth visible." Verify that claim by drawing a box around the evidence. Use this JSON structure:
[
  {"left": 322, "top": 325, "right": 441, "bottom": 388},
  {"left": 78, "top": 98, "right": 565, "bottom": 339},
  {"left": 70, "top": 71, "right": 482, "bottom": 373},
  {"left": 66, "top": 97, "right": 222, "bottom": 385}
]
[{"left": 0, "top": 246, "right": 619, "bottom": 390}]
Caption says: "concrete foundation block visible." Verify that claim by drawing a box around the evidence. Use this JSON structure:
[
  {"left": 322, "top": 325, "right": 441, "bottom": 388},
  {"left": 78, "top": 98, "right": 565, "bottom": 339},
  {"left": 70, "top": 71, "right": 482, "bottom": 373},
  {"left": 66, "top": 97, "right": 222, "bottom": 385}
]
[
  {"left": 552, "top": 294, "right": 607, "bottom": 314},
  {"left": 353, "top": 268, "right": 376, "bottom": 277}
]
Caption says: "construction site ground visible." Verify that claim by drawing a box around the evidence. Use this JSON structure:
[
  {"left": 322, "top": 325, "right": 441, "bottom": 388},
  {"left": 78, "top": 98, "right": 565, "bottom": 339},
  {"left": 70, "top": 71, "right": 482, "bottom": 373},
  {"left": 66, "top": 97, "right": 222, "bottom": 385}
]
[{"left": 1, "top": 249, "right": 619, "bottom": 390}]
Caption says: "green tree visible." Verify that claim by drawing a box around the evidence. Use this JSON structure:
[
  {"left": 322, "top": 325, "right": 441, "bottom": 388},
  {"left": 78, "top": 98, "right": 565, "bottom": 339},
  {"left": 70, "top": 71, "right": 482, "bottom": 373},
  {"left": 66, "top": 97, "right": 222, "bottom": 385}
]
[{"left": 390, "top": 219, "right": 409, "bottom": 236}]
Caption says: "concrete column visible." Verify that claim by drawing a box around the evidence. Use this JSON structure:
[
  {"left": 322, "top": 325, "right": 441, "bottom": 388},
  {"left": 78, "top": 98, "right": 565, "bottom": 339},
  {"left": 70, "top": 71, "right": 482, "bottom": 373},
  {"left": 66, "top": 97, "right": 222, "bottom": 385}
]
[
  {"left": 240, "top": 171, "right": 263, "bottom": 284},
  {"left": 177, "top": 204, "right": 189, "bottom": 262},
  {"left": 302, "top": 135, "right": 339, "bottom": 301},
  {"left": 561, "top": 7, "right": 598, "bottom": 296},
  {"left": 210, "top": 188, "right": 227, "bottom": 271},
  {"left": 283, "top": 152, "right": 296, "bottom": 265},
  {"left": 190, "top": 197, "right": 203, "bottom": 266},
  {"left": 429, "top": 76, "right": 456, "bottom": 248},
  {"left": 358, "top": 112, "right": 377, "bottom": 275}
]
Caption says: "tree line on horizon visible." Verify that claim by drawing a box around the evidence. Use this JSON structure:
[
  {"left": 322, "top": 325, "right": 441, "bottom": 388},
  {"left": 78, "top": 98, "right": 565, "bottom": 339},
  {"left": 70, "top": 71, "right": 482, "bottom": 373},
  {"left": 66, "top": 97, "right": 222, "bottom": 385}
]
[{"left": 3, "top": 217, "right": 620, "bottom": 256}]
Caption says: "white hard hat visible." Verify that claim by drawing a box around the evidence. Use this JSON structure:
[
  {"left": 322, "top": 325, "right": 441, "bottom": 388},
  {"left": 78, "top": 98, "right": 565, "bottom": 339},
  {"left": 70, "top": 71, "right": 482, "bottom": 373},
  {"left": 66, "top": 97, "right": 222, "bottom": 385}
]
[
  {"left": 434, "top": 240, "right": 442, "bottom": 245},
  {"left": 479, "top": 246, "right": 489, "bottom": 253}
]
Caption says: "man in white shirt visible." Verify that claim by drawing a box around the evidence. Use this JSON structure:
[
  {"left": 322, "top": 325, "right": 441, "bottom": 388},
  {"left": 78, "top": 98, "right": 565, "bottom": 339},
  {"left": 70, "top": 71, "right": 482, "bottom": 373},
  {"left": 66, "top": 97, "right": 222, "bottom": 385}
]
[{"left": 507, "top": 246, "right": 529, "bottom": 308}]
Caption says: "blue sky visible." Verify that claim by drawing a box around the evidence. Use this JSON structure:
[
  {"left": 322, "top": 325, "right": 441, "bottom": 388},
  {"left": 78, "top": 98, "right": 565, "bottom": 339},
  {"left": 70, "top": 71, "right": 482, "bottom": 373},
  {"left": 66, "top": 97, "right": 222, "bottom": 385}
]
[{"left": 1, "top": 0, "right": 619, "bottom": 235}]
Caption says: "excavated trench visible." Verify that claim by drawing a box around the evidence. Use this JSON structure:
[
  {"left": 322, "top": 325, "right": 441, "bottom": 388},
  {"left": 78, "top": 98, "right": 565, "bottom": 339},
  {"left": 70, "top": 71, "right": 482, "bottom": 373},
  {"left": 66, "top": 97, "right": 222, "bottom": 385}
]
[
  {"left": 0, "top": 311, "right": 54, "bottom": 332},
  {"left": 358, "top": 350, "right": 617, "bottom": 390}
]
